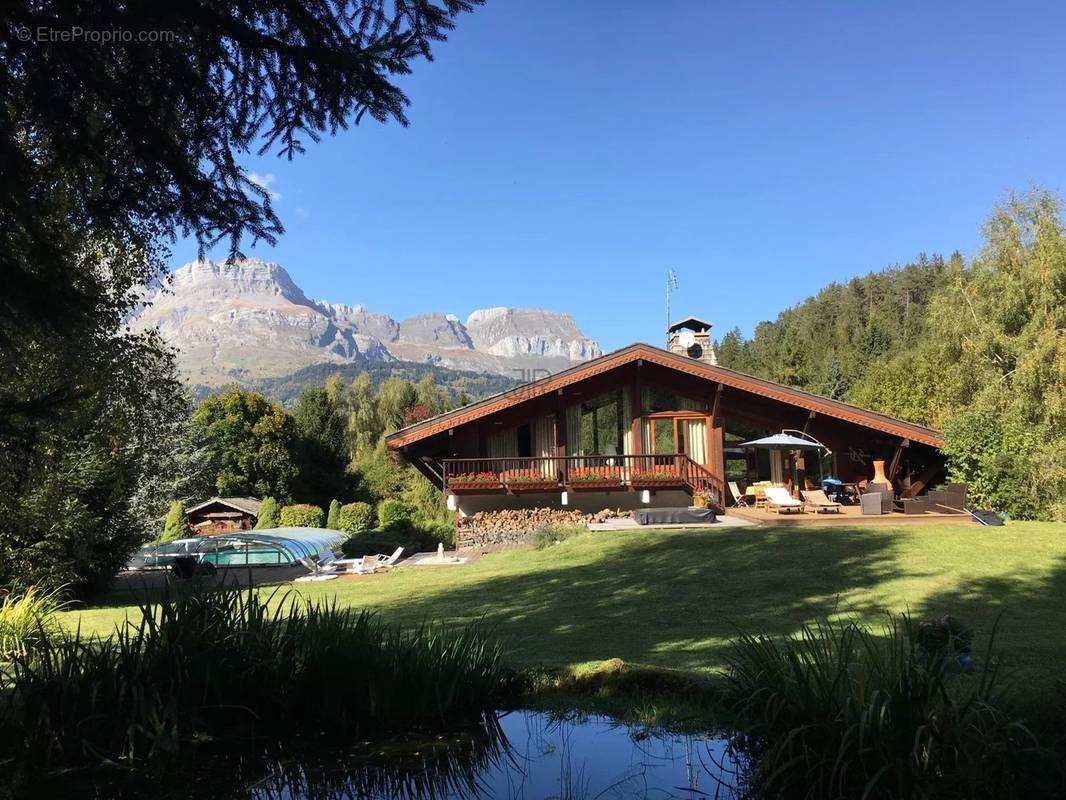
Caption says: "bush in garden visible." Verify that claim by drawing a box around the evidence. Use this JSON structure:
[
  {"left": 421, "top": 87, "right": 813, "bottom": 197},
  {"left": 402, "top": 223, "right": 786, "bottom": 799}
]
[
  {"left": 724, "top": 614, "right": 1041, "bottom": 799},
  {"left": 341, "top": 535, "right": 404, "bottom": 559},
  {"left": 531, "top": 524, "right": 585, "bottom": 550},
  {"left": 326, "top": 499, "right": 341, "bottom": 530},
  {"left": 279, "top": 503, "right": 324, "bottom": 528},
  {"left": 254, "top": 497, "right": 279, "bottom": 529},
  {"left": 377, "top": 498, "right": 412, "bottom": 530},
  {"left": 338, "top": 501, "right": 375, "bottom": 534},
  {"left": 418, "top": 518, "right": 455, "bottom": 550}
]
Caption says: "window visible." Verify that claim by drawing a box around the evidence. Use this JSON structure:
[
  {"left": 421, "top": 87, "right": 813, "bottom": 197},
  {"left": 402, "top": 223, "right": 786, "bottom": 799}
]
[
  {"left": 566, "top": 388, "right": 631, "bottom": 456},
  {"left": 642, "top": 386, "right": 707, "bottom": 413}
]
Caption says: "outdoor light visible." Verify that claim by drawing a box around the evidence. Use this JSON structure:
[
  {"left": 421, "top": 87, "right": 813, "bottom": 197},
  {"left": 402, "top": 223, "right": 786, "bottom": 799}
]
[
  {"left": 446, "top": 494, "right": 457, "bottom": 511},
  {"left": 560, "top": 491, "right": 568, "bottom": 506},
  {"left": 641, "top": 489, "right": 651, "bottom": 504}
]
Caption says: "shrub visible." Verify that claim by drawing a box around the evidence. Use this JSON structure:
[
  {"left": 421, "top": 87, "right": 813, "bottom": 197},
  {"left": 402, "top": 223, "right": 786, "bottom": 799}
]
[
  {"left": 338, "top": 501, "right": 375, "bottom": 534},
  {"left": 0, "top": 585, "right": 67, "bottom": 660},
  {"left": 531, "top": 524, "right": 585, "bottom": 550},
  {"left": 943, "top": 407, "right": 1042, "bottom": 519},
  {"left": 342, "top": 535, "right": 404, "bottom": 559},
  {"left": 418, "top": 518, "right": 455, "bottom": 550},
  {"left": 0, "top": 584, "right": 513, "bottom": 771},
  {"left": 279, "top": 504, "right": 324, "bottom": 528},
  {"left": 326, "top": 499, "right": 341, "bottom": 530},
  {"left": 378, "top": 498, "right": 412, "bottom": 530},
  {"left": 160, "top": 501, "right": 188, "bottom": 542},
  {"left": 254, "top": 497, "right": 279, "bottom": 529},
  {"left": 724, "top": 614, "right": 1040, "bottom": 799}
]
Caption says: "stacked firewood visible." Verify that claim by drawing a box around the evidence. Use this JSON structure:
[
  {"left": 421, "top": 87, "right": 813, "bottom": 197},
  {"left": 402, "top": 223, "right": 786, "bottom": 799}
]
[{"left": 456, "top": 507, "right": 631, "bottom": 549}]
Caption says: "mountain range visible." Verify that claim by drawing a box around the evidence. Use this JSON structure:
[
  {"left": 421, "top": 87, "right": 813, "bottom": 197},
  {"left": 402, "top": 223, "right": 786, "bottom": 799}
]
[{"left": 130, "top": 259, "right": 603, "bottom": 388}]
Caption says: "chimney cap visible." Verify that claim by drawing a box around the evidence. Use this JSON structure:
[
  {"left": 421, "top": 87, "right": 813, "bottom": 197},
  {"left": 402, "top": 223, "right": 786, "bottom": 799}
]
[{"left": 667, "top": 316, "right": 712, "bottom": 334}]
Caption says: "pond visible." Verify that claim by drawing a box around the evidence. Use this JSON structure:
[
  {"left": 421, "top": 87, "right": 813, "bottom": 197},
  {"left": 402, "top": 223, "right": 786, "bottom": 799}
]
[{"left": 41, "top": 711, "right": 746, "bottom": 799}]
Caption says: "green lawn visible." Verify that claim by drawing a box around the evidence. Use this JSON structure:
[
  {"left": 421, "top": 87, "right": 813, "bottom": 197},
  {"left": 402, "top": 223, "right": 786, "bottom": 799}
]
[{"left": 66, "top": 522, "right": 1066, "bottom": 694}]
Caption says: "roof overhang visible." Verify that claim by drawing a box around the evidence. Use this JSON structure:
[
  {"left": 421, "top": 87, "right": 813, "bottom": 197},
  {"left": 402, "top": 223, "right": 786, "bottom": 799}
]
[
  {"left": 384, "top": 343, "right": 943, "bottom": 450},
  {"left": 187, "top": 497, "right": 261, "bottom": 516}
]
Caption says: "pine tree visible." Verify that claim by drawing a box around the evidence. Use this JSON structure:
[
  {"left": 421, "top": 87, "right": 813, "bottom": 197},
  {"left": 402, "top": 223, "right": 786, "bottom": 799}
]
[
  {"left": 255, "top": 497, "right": 280, "bottom": 530},
  {"left": 327, "top": 499, "right": 342, "bottom": 530},
  {"left": 161, "top": 501, "right": 188, "bottom": 542}
]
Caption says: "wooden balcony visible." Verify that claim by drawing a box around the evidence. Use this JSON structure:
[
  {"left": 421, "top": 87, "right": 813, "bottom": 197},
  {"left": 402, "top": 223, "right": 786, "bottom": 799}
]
[{"left": 440, "top": 454, "right": 725, "bottom": 507}]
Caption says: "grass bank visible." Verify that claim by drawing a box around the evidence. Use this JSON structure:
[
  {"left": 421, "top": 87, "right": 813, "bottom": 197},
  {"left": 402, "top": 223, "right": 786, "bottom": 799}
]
[{"left": 66, "top": 522, "right": 1066, "bottom": 702}]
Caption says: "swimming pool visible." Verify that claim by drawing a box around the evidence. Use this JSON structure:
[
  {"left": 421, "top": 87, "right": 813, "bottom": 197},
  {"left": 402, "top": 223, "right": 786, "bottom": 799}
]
[{"left": 199, "top": 547, "right": 292, "bottom": 566}]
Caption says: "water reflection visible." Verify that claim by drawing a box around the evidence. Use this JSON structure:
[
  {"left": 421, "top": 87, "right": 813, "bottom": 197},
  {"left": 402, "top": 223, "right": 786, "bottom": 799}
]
[{"left": 36, "top": 711, "right": 744, "bottom": 800}]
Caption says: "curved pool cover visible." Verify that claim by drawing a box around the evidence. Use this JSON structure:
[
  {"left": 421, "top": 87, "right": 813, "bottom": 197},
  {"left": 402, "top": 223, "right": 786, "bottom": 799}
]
[{"left": 130, "top": 527, "right": 346, "bottom": 570}]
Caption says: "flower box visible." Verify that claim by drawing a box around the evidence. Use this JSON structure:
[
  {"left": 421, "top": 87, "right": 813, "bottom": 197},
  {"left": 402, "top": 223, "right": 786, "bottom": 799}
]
[
  {"left": 567, "top": 469, "right": 625, "bottom": 491},
  {"left": 568, "top": 478, "right": 626, "bottom": 491},
  {"left": 447, "top": 472, "right": 503, "bottom": 493},
  {"left": 505, "top": 478, "right": 560, "bottom": 493},
  {"left": 448, "top": 482, "right": 504, "bottom": 493},
  {"left": 630, "top": 471, "right": 685, "bottom": 489}
]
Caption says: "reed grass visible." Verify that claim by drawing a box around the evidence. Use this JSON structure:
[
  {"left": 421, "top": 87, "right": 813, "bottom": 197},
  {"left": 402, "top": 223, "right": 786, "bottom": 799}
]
[
  {"left": 0, "top": 581, "right": 514, "bottom": 774},
  {"left": 723, "top": 614, "right": 1046, "bottom": 799},
  {"left": 0, "top": 584, "right": 68, "bottom": 660}
]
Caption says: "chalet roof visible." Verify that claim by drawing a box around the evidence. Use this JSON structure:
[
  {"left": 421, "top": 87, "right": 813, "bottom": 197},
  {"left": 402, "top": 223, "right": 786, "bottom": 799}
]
[
  {"left": 186, "top": 496, "right": 262, "bottom": 517},
  {"left": 668, "top": 317, "right": 713, "bottom": 333},
  {"left": 384, "top": 343, "right": 944, "bottom": 450}
]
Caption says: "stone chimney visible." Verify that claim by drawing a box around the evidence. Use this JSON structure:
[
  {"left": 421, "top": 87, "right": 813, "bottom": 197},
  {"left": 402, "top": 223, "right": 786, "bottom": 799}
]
[{"left": 667, "top": 317, "right": 717, "bottom": 365}]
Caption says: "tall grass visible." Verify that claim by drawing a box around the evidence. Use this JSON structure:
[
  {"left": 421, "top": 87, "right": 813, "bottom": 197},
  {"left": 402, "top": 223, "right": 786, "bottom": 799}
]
[
  {"left": 723, "top": 614, "right": 1043, "bottom": 799},
  {"left": 0, "top": 584, "right": 68, "bottom": 659},
  {"left": 0, "top": 582, "right": 515, "bottom": 773}
]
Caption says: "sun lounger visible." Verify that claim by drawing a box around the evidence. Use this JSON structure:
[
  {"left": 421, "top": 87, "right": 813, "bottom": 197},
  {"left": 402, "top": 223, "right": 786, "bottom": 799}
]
[
  {"left": 727, "top": 481, "right": 750, "bottom": 507},
  {"left": 331, "top": 547, "right": 405, "bottom": 575},
  {"left": 801, "top": 488, "right": 842, "bottom": 513},
  {"left": 295, "top": 554, "right": 340, "bottom": 581},
  {"left": 764, "top": 487, "right": 803, "bottom": 514}
]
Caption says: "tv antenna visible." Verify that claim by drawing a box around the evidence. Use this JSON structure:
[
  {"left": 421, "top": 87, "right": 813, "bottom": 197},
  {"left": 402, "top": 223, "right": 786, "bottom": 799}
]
[{"left": 665, "top": 269, "right": 678, "bottom": 335}]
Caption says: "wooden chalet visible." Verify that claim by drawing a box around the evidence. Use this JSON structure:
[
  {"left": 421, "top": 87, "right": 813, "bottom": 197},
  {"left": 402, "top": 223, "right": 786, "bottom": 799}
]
[
  {"left": 186, "top": 497, "right": 262, "bottom": 534},
  {"left": 385, "top": 327, "right": 945, "bottom": 516}
]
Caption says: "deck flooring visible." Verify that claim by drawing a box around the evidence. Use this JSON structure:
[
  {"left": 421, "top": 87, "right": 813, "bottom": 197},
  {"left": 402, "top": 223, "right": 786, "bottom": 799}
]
[{"left": 726, "top": 503, "right": 973, "bottom": 526}]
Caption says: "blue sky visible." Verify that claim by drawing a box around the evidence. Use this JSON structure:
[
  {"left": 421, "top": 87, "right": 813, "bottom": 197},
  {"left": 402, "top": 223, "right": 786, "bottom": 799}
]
[{"left": 174, "top": 1, "right": 1066, "bottom": 351}]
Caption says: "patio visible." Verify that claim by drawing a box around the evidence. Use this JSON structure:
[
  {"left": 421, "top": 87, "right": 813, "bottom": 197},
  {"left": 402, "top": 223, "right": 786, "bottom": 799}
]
[{"left": 727, "top": 503, "right": 972, "bottom": 526}]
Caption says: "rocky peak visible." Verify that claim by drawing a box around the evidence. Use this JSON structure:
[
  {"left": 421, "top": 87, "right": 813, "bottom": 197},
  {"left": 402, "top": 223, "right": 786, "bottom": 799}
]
[{"left": 131, "top": 258, "right": 602, "bottom": 386}]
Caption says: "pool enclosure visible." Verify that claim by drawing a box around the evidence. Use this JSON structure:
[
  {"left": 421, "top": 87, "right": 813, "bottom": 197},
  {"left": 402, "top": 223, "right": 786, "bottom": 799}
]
[{"left": 130, "top": 527, "right": 346, "bottom": 570}]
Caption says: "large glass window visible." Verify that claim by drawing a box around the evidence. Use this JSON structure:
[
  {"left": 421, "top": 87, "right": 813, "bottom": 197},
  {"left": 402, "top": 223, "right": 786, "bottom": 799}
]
[
  {"left": 567, "top": 388, "right": 628, "bottom": 456},
  {"left": 642, "top": 386, "right": 707, "bottom": 413}
]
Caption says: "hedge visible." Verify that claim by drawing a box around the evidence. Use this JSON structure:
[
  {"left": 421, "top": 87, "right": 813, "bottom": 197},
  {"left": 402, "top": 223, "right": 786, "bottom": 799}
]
[
  {"left": 279, "top": 504, "right": 325, "bottom": 528},
  {"left": 339, "top": 502, "right": 375, "bottom": 534}
]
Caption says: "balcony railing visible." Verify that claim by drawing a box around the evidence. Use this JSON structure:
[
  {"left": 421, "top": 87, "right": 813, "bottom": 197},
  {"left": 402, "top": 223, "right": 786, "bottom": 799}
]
[{"left": 441, "top": 454, "right": 724, "bottom": 506}]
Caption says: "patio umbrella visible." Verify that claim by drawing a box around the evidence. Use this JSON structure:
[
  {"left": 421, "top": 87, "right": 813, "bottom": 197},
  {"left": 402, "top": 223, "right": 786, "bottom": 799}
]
[
  {"left": 737, "top": 433, "right": 825, "bottom": 450},
  {"left": 738, "top": 432, "right": 830, "bottom": 493}
]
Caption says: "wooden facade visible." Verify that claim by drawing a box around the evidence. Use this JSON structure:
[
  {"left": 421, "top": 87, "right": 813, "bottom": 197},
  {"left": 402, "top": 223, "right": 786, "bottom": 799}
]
[
  {"left": 385, "top": 344, "right": 945, "bottom": 509},
  {"left": 186, "top": 497, "right": 261, "bottom": 535}
]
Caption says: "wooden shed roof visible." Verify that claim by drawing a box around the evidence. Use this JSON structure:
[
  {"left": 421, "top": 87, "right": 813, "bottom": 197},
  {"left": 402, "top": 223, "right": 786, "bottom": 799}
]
[
  {"left": 385, "top": 343, "right": 944, "bottom": 450},
  {"left": 187, "top": 496, "right": 262, "bottom": 517}
]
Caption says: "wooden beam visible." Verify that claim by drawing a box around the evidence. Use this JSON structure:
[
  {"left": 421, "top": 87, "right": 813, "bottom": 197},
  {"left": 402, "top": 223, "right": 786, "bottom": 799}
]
[
  {"left": 711, "top": 382, "right": 724, "bottom": 425},
  {"left": 902, "top": 458, "right": 940, "bottom": 498},
  {"left": 554, "top": 388, "right": 567, "bottom": 458},
  {"left": 887, "top": 438, "right": 910, "bottom": 486},
  {"left": 630, "top": 360, "right": 644, "bottom": 455},
  {"left": 802, "top": 410, "right": 816, "bottom": 434}
]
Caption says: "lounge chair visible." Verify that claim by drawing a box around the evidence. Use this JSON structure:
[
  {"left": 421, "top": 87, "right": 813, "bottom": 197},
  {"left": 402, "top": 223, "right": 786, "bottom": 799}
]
[
  {"left": 801, "top": 488, "right": 842, "bottom": 514},
  {"left": 752, "top": 481, "right": 772, "bottom": 508},
  {"left": 376, "top": 547, "right": 405, "bottom": 568},
  {"left": 727, "top": 481, "right": 750, "bottom": 507},
  {"left": 764, "top": 487, "right": 803, "bottom": 514},
  {"left": 295, "top": 554, "right": 341, "bottom": 582},
  {"left": 331, "top": 547, "right": 405, "bottom": 575}
]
